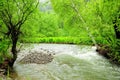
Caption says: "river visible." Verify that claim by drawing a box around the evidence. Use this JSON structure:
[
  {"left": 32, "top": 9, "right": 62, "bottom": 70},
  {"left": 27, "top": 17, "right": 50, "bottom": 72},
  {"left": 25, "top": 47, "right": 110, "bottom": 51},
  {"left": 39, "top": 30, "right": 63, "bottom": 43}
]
[{"left": 12, "top": 43, "right": 120, "bottom": 80}]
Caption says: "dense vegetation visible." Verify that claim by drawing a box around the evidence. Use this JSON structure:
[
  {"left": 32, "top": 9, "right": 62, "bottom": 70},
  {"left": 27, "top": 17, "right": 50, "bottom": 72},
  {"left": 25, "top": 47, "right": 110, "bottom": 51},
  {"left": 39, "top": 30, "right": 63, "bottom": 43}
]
[
  {"left": 22, "top": 0, "right": 120, "bottom": 63},
  {"left": 0, "top": 0, "right": 120, "bottom": 75},
  {"left": 0, "top": 0, "right": 39, "bottom": 70}
]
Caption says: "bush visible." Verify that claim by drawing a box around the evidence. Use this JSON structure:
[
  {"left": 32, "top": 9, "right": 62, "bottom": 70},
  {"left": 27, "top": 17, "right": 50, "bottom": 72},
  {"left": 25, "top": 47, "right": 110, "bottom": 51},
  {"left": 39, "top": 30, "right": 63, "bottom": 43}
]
[{"left": 0, "top": 40, "right": 11, "bottom": 63}]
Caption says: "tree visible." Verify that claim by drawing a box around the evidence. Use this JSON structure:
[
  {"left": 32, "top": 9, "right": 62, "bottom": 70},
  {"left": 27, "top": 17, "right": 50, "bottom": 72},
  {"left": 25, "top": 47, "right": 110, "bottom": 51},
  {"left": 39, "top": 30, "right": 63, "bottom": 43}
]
[
  {"left": 51, "top": 0, "right": 98, "bottom": 46},
  {"left": 0, "top": 0, "right": 39, "bottom": 67},
  {"left": 51, "top": 0, "right": 120, "bottom": 62}
]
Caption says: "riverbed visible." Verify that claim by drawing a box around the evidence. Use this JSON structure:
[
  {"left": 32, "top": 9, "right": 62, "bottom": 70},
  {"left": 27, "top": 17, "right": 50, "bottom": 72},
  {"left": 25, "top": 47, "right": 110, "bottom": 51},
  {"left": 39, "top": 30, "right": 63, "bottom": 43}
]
[{"left": 12, "top": 43, "right": 120, "bottom": 80}]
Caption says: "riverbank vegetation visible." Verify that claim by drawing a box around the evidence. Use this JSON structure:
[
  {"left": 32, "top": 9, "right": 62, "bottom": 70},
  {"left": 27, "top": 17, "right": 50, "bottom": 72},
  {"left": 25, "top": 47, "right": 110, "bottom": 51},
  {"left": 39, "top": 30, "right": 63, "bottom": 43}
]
[
  {"left": 21, "top": 0, "right": 120, "bottom": 64},
  {"left": 0, "top": 0, "right": 120, "bottom": 77}
]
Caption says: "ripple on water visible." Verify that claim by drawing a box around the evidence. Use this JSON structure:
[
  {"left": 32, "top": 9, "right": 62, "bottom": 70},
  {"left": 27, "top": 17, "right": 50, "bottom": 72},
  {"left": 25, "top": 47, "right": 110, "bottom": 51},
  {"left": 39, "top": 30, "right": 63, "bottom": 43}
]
[{"left": 13, "top": 44, "right": 120, "bottom": 80}]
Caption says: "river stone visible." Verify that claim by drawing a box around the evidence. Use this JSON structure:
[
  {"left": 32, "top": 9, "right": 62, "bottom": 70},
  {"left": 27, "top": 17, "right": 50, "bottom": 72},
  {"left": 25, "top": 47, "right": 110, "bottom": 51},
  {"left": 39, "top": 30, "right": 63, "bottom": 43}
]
[{"left": 19, "top": 52, "right": 54, "bottom": 64}]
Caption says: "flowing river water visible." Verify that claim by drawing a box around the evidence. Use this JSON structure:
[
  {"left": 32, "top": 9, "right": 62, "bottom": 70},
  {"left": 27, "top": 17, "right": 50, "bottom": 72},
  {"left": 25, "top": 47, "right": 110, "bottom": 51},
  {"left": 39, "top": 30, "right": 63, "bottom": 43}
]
[{"left": 12, "top": 43, "right": 120, "bottom": 80}]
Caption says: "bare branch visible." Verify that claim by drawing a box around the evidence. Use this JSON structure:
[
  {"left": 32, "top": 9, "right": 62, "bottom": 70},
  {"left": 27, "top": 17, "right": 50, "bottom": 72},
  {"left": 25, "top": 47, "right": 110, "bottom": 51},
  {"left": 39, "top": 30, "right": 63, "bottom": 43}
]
[
  {"left": 16, "top": 1, "right": 39, "bottom": 31},
  {"left": 14, "top": 0, "right": 21, "bottom": 21}
]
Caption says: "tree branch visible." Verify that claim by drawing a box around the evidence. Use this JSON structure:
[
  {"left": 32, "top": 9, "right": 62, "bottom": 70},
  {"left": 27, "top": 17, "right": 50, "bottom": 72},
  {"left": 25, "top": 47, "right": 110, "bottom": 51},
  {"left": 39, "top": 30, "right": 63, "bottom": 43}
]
[
  {"left": 16, "top": 1, "right": 39, "bottom": 31},
  {"left": 70, "top": 0, "right": 97, "bottom": 47}
]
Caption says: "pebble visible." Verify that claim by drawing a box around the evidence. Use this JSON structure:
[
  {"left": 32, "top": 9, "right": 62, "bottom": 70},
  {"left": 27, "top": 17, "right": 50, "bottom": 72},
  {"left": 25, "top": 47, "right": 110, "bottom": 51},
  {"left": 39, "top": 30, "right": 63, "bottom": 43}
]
[{"left": 19, "top": 49, "right": 54, "bottom": 64}]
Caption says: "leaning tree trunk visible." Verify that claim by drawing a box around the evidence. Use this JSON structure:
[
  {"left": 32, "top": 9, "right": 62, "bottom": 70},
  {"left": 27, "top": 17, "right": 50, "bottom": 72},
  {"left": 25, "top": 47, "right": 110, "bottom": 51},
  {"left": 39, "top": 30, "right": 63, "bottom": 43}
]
[{"left": 70, "top": 0, "right": 98, "bottom": 47}]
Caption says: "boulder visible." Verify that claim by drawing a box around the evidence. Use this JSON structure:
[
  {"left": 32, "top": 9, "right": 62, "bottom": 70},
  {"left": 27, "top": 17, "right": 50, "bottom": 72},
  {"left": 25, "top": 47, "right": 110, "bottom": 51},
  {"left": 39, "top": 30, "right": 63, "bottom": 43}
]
[{"left": 96, "top": 45, "right": 110, "bottom": 59}]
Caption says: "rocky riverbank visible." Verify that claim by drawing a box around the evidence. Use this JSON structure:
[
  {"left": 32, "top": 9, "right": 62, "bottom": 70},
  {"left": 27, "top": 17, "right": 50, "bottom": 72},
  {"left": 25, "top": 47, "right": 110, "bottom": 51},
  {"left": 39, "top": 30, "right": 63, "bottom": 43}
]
[
  {"left": 96, "top": 44, "right": 120, "bottom": 66},
  {"left": 19, "top": 52, "right": 54, "bottom": 64},
  {"left": 0, "top": 47, "right": 55, "bottom": 78},
  {"left": 96, "top": 45, "right": 110, "bottom": 59},
  {"left": 18, "top": 47, "right": 55, "bottom": 64}
]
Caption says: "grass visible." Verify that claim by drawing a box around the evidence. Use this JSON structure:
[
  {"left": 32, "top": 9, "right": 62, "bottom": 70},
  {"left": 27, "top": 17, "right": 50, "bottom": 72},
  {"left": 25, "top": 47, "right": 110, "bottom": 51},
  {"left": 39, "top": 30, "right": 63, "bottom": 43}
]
[{"left": 20, "top": 37, "right": 94, "bottom": 45}]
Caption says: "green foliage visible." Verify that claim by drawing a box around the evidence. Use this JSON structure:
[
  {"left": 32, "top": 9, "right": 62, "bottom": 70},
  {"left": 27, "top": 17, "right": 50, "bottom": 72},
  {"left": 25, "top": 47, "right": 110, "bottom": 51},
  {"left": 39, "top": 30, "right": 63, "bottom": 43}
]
[
  {"left": 0, "top": 0, "right": 120, "bottom": 64},
  {"left": 0, "top": 0, "right": 39, "bottom": 41},
  {"left": 0, "top": 0, "right": 38, "bottom": 24},
  {"left": 0, "top": 40, "right": 11, "bottom": 63},
  {"left": 21, "top": 10, "right": 62, "bottom": 37},
  {"left": 50, "top": 0, "right": 119, "bottom": 41},
  {"left": 0, "top": 0, "right": 39, "bottom": 67},
  {"left": 21, "top": 0, "right": 120, "bottom": 46},
  {"left": 54, "top": 0, "right": 118, "bottom": 46},
  {"left": 20, "top": 37, "right": 92, "bottom": 45}
]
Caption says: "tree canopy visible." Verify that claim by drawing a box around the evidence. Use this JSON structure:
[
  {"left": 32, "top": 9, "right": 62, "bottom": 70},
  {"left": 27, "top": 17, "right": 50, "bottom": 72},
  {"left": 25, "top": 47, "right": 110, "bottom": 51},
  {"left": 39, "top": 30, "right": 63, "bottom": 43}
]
[
  {"left": 0, "top": 0, "right": 39, "bottom": 67},
  {"left": 0, "top": 0, "right": 120, "bottom": 73}
]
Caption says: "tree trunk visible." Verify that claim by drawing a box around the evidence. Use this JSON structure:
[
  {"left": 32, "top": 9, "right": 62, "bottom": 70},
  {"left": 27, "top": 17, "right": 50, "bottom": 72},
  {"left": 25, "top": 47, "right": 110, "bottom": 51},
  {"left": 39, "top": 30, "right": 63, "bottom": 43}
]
[
  {"left": 114, "top": 25, "right": 120, "bottom": 39},
  {"left": 9, "top": 31, "right": 18, "bottom": 67},
  {"left": 9, "top": 40, "right": 17, "bottom": 67},
  {"left": 113, "top": 20, "right": 120, "bottom": 39}
]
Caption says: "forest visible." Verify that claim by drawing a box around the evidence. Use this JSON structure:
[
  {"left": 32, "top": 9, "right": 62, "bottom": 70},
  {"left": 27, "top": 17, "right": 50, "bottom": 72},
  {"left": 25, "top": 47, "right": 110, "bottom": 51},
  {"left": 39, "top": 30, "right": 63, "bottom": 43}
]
[{"left": 0, "top": 0, "right": 120, "bottom": 79}]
